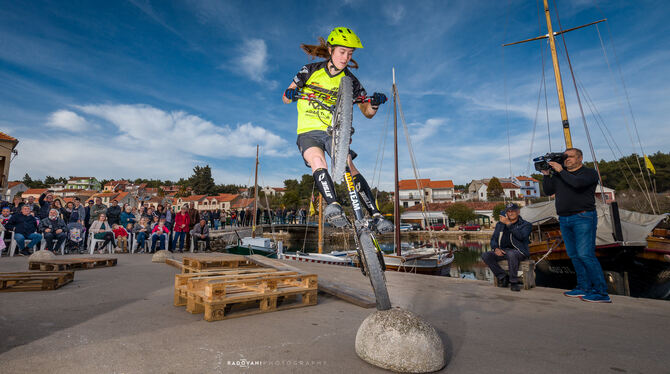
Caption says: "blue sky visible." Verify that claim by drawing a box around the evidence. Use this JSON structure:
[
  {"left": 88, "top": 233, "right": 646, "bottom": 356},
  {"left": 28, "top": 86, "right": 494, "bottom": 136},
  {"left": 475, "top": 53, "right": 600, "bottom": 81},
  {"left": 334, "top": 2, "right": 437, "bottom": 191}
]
[{"left": 2, "top": 0, "right": 669, "bottom": 190}]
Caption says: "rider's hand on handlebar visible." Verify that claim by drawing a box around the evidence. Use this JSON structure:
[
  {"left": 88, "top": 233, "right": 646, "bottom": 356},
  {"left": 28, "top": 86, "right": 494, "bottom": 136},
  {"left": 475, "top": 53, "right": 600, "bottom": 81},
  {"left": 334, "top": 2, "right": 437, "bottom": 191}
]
[
  {"left": 370, "top": 92, "right": 387, "bottom": 108},
  {"left": 284, "top": 88, "right": 299, "bottom": 102}
]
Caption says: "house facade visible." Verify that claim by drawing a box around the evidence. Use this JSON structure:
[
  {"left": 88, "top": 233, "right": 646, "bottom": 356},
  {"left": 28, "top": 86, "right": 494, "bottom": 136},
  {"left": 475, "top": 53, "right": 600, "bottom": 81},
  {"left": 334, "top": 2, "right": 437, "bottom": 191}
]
[
  {"left": 4, "top": 181, "right": 27, "bottom": 202},
  {"left": 398, "top": 179, "right": 455, "bottom": 208},
  {"left": 66, "top": 177, "right": 101, "bottom": 191},
  {"left": 514, "top": 176, "right": 540, "bottom": 198},
  {"left": 0, "top": 132, "right": 19, "bottom": 198},
  {"left": 400, "top": 201, "right": 499, "bottom": 228}
]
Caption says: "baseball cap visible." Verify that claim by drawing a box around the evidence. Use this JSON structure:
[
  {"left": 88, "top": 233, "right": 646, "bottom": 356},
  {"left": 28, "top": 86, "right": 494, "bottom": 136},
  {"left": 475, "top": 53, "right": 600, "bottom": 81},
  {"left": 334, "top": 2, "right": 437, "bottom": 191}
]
[{"left": 505, "top": 203, "right": 520, "bottom": 211}]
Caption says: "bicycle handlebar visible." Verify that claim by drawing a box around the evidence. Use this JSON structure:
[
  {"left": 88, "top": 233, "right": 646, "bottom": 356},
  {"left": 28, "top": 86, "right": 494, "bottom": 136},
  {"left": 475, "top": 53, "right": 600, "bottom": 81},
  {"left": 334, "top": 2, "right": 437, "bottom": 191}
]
[{"left": 295, "top": 91, "right": 373, "bottom": 111}]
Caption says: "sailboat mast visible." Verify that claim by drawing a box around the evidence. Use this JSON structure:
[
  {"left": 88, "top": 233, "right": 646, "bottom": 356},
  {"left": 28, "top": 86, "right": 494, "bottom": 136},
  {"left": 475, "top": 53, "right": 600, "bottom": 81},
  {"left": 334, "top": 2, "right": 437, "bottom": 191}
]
[
  {"left": 393, "top": 68, "right": 401, "bottom": 256},
  {"left": 252, "top": 144, "right": 259, "bottom": 238},
  {"left": 543, "top": 0, "right": 572, "bottom": 148}
]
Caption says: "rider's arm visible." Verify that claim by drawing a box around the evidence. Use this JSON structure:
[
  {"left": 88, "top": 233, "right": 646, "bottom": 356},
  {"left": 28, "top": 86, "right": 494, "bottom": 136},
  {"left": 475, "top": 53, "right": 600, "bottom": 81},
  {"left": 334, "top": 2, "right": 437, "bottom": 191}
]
[
  {"left": 358, "top": 102, "right": 378, "bottom": 119},
  {"left": 282, "top": 82, "right": 298, "bottom": 104}
]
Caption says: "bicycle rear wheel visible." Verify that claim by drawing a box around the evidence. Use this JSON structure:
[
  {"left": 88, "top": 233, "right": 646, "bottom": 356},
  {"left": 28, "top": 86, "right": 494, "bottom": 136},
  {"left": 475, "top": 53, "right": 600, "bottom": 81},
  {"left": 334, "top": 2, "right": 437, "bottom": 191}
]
[
  {"left": 358, "top": 227, "right": 392, "bottom": 310},
  {"left": 330, "top": 75, "right": 353, "bottom": 183}
]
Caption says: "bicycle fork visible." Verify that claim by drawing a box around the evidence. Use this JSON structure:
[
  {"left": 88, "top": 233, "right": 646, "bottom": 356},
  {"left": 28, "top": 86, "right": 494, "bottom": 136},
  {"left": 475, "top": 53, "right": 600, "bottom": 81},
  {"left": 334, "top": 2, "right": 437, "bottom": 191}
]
[{"left": 344, "top": 167, "right": 386, "bottom": 273}]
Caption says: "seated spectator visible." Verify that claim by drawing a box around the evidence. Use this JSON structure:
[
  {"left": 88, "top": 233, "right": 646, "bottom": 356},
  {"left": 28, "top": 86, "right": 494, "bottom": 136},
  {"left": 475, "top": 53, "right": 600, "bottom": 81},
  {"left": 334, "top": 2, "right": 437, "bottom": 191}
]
[
  {"left": 5, "top": 205, "right": 42, "bottom": 255},
  {"left": 112, "top": 223, "right": 129, "bottom": 253},
  {"left": 132, "top": 217, "right": 150, "bottom": 252},
  {"left": 90, "top": 213, "right": 115, "bottom": 253},
  {"left": 66, "top": 220, "right": 86, "bottom": 254},
  {"left": 173, "top": 205, "right": 190, "bottom": 253},
  {"left": 131, "top": 207, "right": 141, "bottom": 224},
  {"left": 1, "top": 206, "right": 11, "bottom": 225},
  {"left": 150, "top": 215, "right": 160, "bottom": 230},
  {"left": 151, "top": 218, "right": 170, "bottom": 252},
  {"left": 106, "top": 199, "right": 121, "bottom": 225},
  {"left": 120, "top": 205, "right": 136, "bottom": 227},
  {"left": 481, "top": 203, "right": 532, "bottom": 292},
  {"left": 39, "top": 208, "right": 67, "bottom": 252},
  {"left": 190, "top": 219, "right": 211, "bottom": 252}
]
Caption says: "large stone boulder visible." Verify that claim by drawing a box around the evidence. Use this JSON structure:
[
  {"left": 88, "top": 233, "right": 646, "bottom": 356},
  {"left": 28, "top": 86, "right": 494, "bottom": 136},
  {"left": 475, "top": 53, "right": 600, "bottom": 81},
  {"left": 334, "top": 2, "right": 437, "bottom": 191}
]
[
  {"left": 355, "top": 308, "right": 445, "bottom": 373},
  {"left": 28, "top": 250, "right": 56, "bottom": 261},
  {"left": 152, "top": 250, "right": 173, "bottom": 263}
]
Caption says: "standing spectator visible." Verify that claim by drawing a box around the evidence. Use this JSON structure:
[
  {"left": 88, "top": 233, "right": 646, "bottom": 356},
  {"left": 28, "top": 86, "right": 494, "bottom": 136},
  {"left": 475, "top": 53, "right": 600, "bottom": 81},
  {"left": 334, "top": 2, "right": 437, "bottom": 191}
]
[
  {"left": 542, "top": 148, "right": 610, "bottom": 303},
  {"left": 150, "top": 215, "right": 160, "bottom": 230},
  {"left": 132, "top": 217, "right": 150, "bottom": 252},
  {"left": 112, "top": 223, "right": 129, "bottom": 253},
  {"left": 173, "top": 205, "right": 190, "bottom": 253},
  {"left": 120, "top": 205, "right": 136, "bottom": 227},
  {"left": 131, "top": 206, "right": 141, "bottom": 224},
  {"left": 5, "top": 205, "right": 42, "bottom": 255},
  {"left": 106, "top": 199, "right": 122, "bottom": 225},
  {"left": 151, "top": 218, "right": 169, "bottom": 252},
  {"left": 164, "top": 203, "right": 173, "bottom": 231},
  {"left": 89, "top": 197, "right": 107, "bottom": 224},
  {"left": 26, "top": 195, "right": 40, "bottom": 216},
  {"left": 10, "top": 196, "right": 23, "bottom": 215},
  {"left": 70, "top": 197, "right": 86, "bottom": 224},
  {"left": 38, "top": 192, "right": 54, "bottom": 219},
  {"left": 190, "top": 219, "right": 211, "bottom": 252},
  {"left": 212, "top": 209, "right": 221, "bottom": 230},
  {"left": 201, "top": 210, "right": 211, "bottom": 228},
  {"left": 239, "top": 209, "right": 245, "bottom": 227},
  {"left": 57, "top": 200, "right": 70, "bottom": 222},
  {"left": 90, "top": 213, "right": 115, "bottom": 253},
  {"left": 39, "top": 208, "right": 67, "bottom": 252}
]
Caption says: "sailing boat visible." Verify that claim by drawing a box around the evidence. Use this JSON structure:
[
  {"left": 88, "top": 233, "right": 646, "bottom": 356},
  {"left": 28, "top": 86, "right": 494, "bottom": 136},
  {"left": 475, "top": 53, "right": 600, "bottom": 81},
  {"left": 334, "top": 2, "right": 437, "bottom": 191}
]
[
  {"left": 506, "top": 1, "right": 670, "bottom": 298},
  {"left": 381, "top": 68, "right": 454, "bottom": 275},
  {"left": 225, "top": 145, "right": 279, "bottom": 257}
]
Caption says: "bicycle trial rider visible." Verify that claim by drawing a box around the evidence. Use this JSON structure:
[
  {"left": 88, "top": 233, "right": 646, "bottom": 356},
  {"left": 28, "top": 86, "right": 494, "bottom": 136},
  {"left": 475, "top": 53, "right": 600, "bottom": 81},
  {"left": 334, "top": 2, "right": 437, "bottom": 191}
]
[{"left": 282, "top": 27, "right": 393, "bottom": 233}]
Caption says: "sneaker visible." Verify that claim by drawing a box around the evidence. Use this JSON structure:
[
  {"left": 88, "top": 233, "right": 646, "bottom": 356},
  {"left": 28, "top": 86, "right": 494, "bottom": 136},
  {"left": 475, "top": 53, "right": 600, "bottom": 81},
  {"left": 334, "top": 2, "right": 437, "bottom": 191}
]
[
  {"left": 579, "top": 293, "right": 612, "bottom": 303},
  {"left": 510, "top": 283, "right": 522, "bottom": 292},
  {"left": 324, "top": 202, "right": 349, "bottom": 228},
  {"left": 372, "top": 214, "right": 394, "bottom": 234},
  {"left": 563, "top": 289, "right": 587, "bottom": 298}
]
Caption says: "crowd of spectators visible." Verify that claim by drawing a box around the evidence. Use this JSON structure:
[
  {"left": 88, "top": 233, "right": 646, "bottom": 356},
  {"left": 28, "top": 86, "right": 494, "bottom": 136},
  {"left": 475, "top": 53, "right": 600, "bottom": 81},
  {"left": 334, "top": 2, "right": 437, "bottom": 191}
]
[{"left": 0, "top": 192, "right": 309, "bottom": 256}]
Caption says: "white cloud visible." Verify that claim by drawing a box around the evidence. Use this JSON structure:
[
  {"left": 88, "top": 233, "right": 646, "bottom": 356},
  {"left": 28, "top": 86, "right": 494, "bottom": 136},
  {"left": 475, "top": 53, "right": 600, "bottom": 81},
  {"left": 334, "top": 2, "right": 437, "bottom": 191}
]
[
  {"left": 11, "top": 103, "right": 290, "bottom": 183},
  {"left": 229, "top": 39, "right": 277, "bottom": 88},
  {"left": 409, "top": 118, "right": 446, "bottom": 144},
  {"left": 46, "top": 110, "right": 88, "bottom": 132},
  {"left": 383, "top": 5, "right": 405, "bottom": 25}
]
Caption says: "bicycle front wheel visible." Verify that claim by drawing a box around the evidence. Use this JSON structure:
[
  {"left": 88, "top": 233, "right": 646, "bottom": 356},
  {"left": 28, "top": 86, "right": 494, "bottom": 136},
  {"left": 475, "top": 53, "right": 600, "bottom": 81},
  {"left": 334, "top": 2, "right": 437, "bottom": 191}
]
[
  {"left": 330, "top": 75, "right": 353, "bottom": 183},
  {"left": 358, "top": 228, "right": 392, "bottom": 310}
]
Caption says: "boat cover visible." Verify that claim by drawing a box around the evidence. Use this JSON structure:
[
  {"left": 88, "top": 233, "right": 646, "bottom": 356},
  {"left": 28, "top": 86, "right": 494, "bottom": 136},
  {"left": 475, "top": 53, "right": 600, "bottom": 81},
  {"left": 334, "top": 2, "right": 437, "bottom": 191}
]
[{"left": 520, "top": 200, "right": 669, "bottom": 246}]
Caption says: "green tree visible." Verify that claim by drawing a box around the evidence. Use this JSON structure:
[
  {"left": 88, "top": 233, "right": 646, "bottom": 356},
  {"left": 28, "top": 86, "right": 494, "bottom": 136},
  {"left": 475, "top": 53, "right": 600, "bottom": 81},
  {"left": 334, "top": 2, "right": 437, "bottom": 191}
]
[
  {"left": 492, "top": 203, "right": 506, "bottom": 221},
  {"left": 44, "top": 175, "right": 58, "bottom": 186},
  {"left": 487, "top": 177, "right": 503, "bottom": 198},
  {"left": 188, "top": 165, "right": 216, "bottom": 195},
  {"left": 23, "top": 173, "right": 33, "bottom": 187},
  {"left": 445, "top": 203, "right": 477, "bottom": 224}
]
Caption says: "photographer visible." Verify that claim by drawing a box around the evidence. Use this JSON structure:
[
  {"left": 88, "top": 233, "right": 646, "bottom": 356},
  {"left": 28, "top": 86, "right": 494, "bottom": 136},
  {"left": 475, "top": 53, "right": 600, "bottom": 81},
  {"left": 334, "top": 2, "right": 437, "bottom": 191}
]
[
  {"left": 542, "top": 148, "right": 610, "bottom": 303},
  {"left": 481, "top": 203, "right": 532, "bottom": 292}
]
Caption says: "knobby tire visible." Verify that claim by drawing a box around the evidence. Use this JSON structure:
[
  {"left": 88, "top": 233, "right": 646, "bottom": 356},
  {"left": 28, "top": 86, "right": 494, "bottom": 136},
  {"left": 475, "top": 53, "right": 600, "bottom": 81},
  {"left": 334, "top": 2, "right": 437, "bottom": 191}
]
[
  {"left": 358, "top": 228, "right": 392, "bottom": 310},
  {"left": 330, "top": 76, "right": 353, "bottom": 183}
]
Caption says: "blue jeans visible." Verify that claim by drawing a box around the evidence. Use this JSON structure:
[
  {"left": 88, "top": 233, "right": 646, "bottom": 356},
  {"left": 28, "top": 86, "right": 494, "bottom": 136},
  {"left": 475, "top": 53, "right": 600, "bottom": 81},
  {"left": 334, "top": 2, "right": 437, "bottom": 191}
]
[
  {"left": 151, "top": 234, "right": 166, "bottom": 251},
  {"left": 15, "top": 232, "right": 43, "bottom": 251},
  {"left": 559, "top": 210, "right": 608, "bottom": 295},
  {"left": 214, "top": 219, "right": 220, "bottom": 230},
  {"left": 136, "top": 232, "right": 147, "bottom": 249},
  {"left": 172, "top": 231, "right": 186, "bottom": 250}
]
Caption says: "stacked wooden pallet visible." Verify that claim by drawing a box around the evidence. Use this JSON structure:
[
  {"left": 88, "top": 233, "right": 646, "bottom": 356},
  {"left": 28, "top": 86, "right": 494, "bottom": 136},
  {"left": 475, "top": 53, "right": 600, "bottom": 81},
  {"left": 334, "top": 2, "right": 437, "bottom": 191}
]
[
  {"left": 173, "top": 256, "right": 318, "bottom": 321},
  {"left": 0, "top": 271, "right": 74, "bottom": 292},
  {"left": 28, "top": 257, "right": 117, "bottom": 271},
  {"left": 181, "top": 254, "right": 257, "bottom": 273}
]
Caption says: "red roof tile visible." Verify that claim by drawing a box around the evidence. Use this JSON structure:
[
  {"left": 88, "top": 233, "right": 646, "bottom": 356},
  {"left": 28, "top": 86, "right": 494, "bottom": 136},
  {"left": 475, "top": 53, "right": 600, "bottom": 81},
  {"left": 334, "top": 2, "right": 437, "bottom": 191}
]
[
  {"left": 0, "top": 132, "right": 18, "bottom": 142},
  {"left": 23, "top": 188, "right": 48, "bottom": 195},
  {"left": 516, "top": 176, "right": 539, "bottom": 182},
  {"left": 501, "top": 183, "right": 520, "bottom": 189},
  {"left": 8, "top": 181, "right": 23, "bottom": 188}
]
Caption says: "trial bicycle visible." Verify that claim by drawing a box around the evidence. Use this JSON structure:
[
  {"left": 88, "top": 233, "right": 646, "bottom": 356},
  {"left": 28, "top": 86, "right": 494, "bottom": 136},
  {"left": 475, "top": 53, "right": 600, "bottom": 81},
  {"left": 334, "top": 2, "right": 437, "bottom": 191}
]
[{"left": 295, "top": 77, "right": 392, "bottom": 310}]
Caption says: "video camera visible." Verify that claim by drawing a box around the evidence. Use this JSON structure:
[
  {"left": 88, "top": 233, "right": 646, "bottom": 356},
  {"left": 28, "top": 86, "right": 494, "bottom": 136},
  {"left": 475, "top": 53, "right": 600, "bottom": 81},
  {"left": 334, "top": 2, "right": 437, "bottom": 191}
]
[{"left": 533, "top": 152, "right": 566, "bottom": 172}]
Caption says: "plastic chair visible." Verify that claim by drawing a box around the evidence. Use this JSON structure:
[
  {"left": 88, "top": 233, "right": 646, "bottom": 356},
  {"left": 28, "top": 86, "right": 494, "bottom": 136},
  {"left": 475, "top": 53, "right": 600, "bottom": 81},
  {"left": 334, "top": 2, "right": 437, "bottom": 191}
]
[
  {"left": 39, "top": 238, "right": 66, "bottom": 255},
  {"left": 130, "top": 232, "right": 149, "bottom": 253},
  {"left": 8, "top": 232, "right": 40, "bottom": 257},
  {"left": 88, "top": 231, "right": 114, "bottom": 254}
]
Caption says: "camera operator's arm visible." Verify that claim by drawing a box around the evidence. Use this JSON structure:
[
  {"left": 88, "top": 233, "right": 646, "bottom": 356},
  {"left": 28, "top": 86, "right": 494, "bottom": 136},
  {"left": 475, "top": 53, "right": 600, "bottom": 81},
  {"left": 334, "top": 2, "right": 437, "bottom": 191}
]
[
  {"left": 548, "top": 161, "right": 599, "bottom": 188},
  {"left": 542, "top": 171, "right": 557, "bottom": 195}
]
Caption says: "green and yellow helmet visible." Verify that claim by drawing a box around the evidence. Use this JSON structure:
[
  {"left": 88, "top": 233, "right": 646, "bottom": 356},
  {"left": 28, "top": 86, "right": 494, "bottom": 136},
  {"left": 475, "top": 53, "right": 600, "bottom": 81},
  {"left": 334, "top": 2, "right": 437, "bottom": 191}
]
[{"left": 327, "top": 27, "right": 363, "bottom": 49}]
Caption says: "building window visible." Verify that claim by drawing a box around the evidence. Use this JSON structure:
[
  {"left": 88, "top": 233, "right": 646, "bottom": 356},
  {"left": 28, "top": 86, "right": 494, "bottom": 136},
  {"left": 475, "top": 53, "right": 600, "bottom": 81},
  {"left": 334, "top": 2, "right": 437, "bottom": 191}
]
[{"left": 403, "top": 202, "right": 408, "bottom": 208}]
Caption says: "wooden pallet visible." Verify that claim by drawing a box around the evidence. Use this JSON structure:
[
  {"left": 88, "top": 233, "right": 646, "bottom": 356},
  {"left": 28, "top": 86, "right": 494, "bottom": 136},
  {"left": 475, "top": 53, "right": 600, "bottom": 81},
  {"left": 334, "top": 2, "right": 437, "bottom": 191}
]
[
  {"left": 0, "top": 271, "right": 74, "bottom": 292},
  {"left": 181, "top": 254, "right": 259, "bottom": 273},
  {"left": 174, "top": 268, "right": 279, "bottom": 306},
  {"left": 175, "top": 270, "right": 318, "bottom": 321},
  {"left": 165, "top": 258, "right": 183, "bottom": 270},
  {"left": 28, "top": 257, "right": 117, "bottom": 271}
]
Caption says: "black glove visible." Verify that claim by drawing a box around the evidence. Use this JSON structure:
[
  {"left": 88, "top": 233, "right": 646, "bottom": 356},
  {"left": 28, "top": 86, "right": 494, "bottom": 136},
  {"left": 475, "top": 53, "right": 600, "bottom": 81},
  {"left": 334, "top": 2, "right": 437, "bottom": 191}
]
[
  {"left": 284, "top": 88, "right": 299, "bottom": 102},
  {"left": 370, "top": 92, "right": 387, "bottom": 107}
]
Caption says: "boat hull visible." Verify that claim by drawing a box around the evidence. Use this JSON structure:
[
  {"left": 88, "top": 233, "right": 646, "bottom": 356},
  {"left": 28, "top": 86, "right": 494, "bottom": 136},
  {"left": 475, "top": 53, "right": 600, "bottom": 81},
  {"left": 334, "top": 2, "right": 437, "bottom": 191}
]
[{"left": 224, "top": 245, "right": 277, "bottom": 258}]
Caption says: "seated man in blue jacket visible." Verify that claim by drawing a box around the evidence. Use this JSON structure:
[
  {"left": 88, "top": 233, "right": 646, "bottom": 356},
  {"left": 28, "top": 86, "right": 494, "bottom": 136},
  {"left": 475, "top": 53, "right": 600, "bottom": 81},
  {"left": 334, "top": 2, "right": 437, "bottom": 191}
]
[
  {"left": 481, "top": 203, "right": 532, "bottom": 291},
  {"left": 5, "top": 204, "right": 43, "bottom": 256}
]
